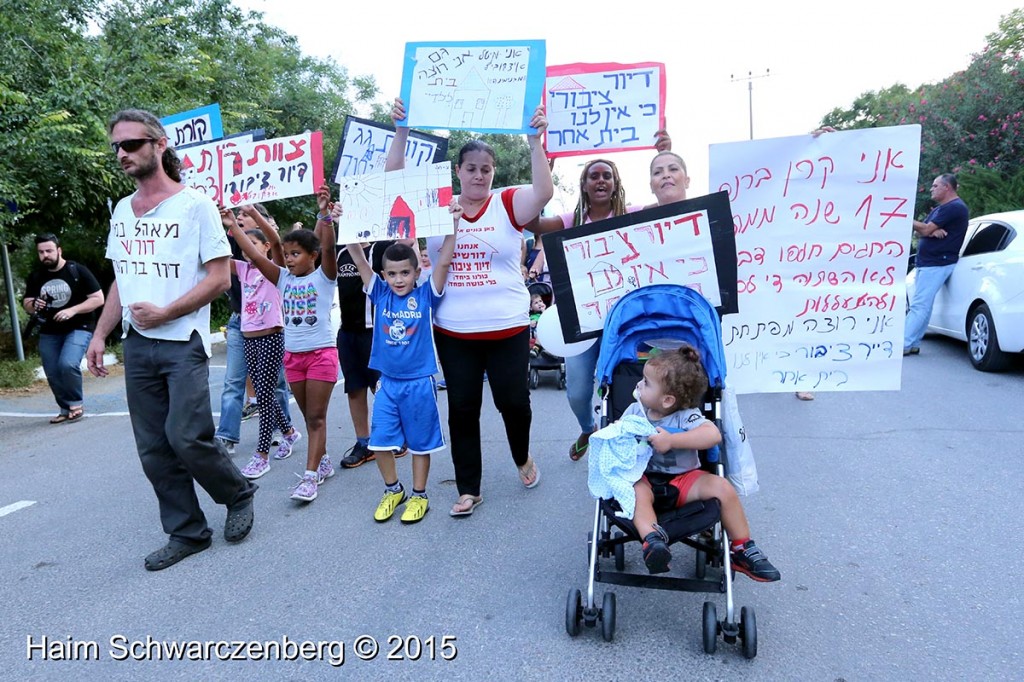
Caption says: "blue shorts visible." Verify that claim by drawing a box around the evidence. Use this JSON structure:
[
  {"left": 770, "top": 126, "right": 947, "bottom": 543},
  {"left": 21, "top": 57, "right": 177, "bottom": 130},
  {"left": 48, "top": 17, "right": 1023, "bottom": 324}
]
[{"left": 369, "top": 375, "right": 445, "bottom": 455}]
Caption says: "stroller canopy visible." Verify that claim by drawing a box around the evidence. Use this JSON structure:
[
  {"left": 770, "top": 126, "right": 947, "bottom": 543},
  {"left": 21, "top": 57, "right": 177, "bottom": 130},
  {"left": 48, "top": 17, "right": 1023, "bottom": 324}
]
[{"left": 595, "top": 285, "right": 726, "bottom": 389}]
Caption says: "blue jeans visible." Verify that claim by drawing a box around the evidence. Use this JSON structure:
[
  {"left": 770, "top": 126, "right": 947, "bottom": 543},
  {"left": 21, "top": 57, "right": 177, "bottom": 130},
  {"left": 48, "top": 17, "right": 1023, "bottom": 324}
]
[
  {"left": 564, "top": 339, "right": 601, "bottom": 433},
  {"left": 216, "top": 314, "right": 292, "bottom": 442},
  {"left": 904, "top": 264, "right": 956, "bottom": 350},
  {"left": 215, "top": 314, "right": 245, "bottom": 443},
  {"left": 38, "top": 329, "right": 92, "bottom": 412}
]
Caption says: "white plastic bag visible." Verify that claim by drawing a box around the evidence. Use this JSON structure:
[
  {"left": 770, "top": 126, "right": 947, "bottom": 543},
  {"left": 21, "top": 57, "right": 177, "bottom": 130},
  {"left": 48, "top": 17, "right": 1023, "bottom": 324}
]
[{"left": 721, "top": 382, "right": 759, "bottom": 496}]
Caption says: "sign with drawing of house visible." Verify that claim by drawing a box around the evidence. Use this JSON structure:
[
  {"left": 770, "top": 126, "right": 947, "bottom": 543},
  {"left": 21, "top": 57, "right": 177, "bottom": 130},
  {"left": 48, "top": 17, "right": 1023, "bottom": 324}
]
[
  {"left": 335, "top": 162, "right": 455, "bottom": 244},
  {"left": 399, "top": 40, "right": 547, "bottom": 134},
  {"left": 544, "top": 62, "right": 666, "bottom": 157}
]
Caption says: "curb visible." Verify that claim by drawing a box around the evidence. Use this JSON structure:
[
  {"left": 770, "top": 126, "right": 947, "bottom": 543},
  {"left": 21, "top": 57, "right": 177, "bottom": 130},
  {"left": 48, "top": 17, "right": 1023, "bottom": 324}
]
[{"left": 33, "top": 353, "right": 119, "bottom": 381}]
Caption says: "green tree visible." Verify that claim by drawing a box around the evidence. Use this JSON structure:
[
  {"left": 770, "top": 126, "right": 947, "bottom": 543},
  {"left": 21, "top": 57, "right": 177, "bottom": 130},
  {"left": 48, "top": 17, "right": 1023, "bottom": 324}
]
[
  {"left": 445, "top": 130, "right": 534, "bottom": 194},
  {"left": 820, "top": 10, "right": 1024, "bottom": 216}
]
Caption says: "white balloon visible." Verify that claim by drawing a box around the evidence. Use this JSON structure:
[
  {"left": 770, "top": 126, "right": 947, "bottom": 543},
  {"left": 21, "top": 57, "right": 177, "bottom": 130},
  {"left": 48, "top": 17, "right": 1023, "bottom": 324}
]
[{"left": 534, "top": 304, "right": 597, "bottom": 358}]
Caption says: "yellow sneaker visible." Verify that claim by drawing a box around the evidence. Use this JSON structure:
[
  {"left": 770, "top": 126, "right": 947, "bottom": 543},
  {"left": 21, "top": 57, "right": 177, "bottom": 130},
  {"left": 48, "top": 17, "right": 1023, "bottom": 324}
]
[
  {"left": 374, "top": 489, "right": 406, "bottom": 522},
  {"left": 400, "top": 496, "right": 429, "bottom": 524}
]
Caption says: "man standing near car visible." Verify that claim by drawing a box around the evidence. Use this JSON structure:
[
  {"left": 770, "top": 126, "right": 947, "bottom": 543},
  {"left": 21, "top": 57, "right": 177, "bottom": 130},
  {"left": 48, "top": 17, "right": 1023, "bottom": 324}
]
[
  {"left": 904, "top": 173, "right": 970, "bottom": 356},
  {"left": 86, "top": 108, "right": 257, "bottom": 571},
  {"left": 23, "top": 233, "right": 104, "bottom": 424}
]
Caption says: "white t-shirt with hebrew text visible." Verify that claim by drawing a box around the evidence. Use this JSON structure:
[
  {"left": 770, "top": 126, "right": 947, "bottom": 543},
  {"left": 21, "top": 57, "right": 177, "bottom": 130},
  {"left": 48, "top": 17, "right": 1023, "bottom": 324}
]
[{"left": 107, "top": 187, "right": 230, "bottom": 356}]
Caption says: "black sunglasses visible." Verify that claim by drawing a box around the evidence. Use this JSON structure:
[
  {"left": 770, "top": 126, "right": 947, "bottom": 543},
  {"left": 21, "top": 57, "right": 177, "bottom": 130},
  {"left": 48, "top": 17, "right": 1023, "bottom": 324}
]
[{"left": 110, "top": 138, "right": 156, "bottom": 154}]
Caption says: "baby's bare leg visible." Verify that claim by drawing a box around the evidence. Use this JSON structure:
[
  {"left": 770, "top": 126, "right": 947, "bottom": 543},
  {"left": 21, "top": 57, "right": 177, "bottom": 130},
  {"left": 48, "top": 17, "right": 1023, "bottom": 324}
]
[
  {"left": 633, "top": 479, "right": 657, "bottom": 538},
  {"left": 686, "top": 472, "right": 750, "bottom": 541}
]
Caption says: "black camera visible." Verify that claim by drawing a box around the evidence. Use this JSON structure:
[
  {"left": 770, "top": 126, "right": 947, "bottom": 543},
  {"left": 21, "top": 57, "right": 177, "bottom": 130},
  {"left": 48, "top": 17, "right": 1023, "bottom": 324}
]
[{"left": 24, "top": 293, "right": 53, "bottom": 336}]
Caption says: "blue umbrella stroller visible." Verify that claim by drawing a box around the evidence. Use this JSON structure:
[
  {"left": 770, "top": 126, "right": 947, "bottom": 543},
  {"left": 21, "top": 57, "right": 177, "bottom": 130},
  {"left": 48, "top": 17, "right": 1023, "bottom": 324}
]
[{"left": 564, "top": 284, "right": 757, "bottom": 658}]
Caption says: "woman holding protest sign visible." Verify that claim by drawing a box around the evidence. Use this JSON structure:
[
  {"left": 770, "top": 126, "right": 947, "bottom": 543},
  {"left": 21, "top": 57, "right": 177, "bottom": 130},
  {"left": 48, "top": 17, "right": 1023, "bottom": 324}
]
[
  {"left": 385, "top": 98, "right": 553, "bottom": 517},
  {"left": 531, "top": 135, "right": 670, "bottom": 463}
]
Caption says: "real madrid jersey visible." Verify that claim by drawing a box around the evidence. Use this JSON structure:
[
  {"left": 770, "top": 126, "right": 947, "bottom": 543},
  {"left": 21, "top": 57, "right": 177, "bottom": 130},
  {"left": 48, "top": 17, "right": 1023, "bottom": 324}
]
[{"left": 367, "top": 275, "right": 442, "bottom": 379}]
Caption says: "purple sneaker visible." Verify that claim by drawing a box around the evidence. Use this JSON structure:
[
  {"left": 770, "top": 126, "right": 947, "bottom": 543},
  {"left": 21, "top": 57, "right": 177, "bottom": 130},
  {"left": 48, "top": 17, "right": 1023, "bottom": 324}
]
[
  {"left": 273, "top": 430, "right": 302, "bottom": 460},
  {"left": 317, "top": 453, "right": 335, "bottom": 483},
  {"left": 290, "top": 473, "right": 318, "bottom": 502},
  {"left": 240, "top": 453, "right": 270, "bottom": 480}
]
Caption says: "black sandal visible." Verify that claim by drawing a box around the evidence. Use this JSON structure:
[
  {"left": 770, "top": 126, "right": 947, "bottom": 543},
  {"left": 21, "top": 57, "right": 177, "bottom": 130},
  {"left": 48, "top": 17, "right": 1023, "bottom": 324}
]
[{"left": 144, "top": 538, "right": 211, "bottom": 571}]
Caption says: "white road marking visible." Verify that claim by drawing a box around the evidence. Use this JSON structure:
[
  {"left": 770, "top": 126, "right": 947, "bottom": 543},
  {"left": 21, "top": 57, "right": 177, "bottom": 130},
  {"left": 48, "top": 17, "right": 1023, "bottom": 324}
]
[{"left": 0, "top": 500, "right": 36, "bottom": 517}]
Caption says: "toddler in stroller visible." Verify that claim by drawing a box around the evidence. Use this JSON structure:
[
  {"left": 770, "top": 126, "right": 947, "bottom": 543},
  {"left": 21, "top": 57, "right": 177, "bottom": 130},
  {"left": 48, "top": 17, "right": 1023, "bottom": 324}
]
[
  {"left": 567, "top": 284, "right": 777, "bottom": 656},
  {"left": 627, "top": 344, "right": 778, "bottom": 582},
  {"left": 527, "top": 281, "right": 565, "bottom": 389}
]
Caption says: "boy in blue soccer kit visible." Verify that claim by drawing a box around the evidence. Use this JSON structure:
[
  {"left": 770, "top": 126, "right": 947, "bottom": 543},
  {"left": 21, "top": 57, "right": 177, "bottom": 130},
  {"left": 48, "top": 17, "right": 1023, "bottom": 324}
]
[{"left": 346, "top": 202, "right": 460, "bottom": 523}]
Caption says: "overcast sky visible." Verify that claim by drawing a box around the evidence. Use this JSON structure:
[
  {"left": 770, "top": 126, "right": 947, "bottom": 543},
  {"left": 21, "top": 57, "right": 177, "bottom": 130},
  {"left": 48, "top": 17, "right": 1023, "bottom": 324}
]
[{"left": 235, "top": 0, "right": 1021, "bottom": 207}]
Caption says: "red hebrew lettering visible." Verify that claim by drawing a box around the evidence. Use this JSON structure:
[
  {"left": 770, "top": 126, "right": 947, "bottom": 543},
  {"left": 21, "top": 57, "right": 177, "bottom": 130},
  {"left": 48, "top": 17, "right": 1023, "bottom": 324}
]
[
  {"left": 285, "top": 139, "right": 307, "bottom": 162},
  {"left": 672, "top": 213, "right": 701, "bottom": 237},
  {"left": 592, "top": 236, "right": 613, "bottom": 258},
  {"left": 615, "top": 230, "right": 640, "bottom": 263},
  {"left": 587, "top": 264, "right": 624, "bottom": 295},
  {"left": 685, "top": 256, "right": 708, "bottom": 276}
]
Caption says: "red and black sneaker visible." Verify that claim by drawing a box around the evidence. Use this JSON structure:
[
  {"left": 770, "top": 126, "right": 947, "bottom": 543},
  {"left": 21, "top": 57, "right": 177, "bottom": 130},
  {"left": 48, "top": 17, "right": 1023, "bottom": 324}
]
[
  {"left": 731, "top": 540, "right": 781, "bottom": 582},
  {"left": 642, "top": 525, "right": 672, "bottom": 574}
]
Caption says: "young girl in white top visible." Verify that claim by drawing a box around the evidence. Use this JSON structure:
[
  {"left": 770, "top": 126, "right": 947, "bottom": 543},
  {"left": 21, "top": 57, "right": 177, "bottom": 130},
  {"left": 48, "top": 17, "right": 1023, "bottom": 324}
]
[
  {"left": 231, "top": 185, "right": 338, "bottom": 502},
  {"left": 223, "top": 205, "right": 302, "bottom": 480}
]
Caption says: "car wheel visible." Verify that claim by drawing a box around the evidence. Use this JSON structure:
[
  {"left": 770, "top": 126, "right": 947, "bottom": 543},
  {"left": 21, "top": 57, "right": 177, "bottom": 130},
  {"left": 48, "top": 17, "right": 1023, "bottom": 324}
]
[{"left": 968, "top": 304, "right": 1011, "bottom": 372}]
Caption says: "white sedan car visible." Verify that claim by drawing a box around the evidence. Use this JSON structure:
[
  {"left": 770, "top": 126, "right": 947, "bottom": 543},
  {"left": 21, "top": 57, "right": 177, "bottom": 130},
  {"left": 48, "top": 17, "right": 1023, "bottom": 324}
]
[{"left": 906, "top": 209, "right": 1024, "bottom": 371}]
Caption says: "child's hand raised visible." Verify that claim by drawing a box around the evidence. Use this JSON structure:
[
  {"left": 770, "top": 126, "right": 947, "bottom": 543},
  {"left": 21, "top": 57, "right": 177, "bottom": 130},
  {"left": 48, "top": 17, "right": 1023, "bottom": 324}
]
[
  {"left": 316, "top": 184, "right": 332, "bottom": 214},
  {"left": 330, "top": 202, "right": 343, "bottom": 221},
  {"left": 218, "top": 206, "right": 236, "bottom": 230},
  {"left": 647, "top": 428, "right": 674, "bottom": 454}
]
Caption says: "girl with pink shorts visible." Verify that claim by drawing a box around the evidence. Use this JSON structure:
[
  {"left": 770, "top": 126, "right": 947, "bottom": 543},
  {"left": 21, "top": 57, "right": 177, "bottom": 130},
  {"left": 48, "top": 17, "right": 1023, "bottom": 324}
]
[{"left": 231, "top": 184, "right": 339, "bottom": 503}]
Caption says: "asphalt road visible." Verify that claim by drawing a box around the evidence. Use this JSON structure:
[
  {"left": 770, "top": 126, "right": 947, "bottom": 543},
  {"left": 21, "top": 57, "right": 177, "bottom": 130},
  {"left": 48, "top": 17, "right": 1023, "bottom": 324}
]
[{"left": 0, "top": 334, "right": 1021, "bottom": 680}]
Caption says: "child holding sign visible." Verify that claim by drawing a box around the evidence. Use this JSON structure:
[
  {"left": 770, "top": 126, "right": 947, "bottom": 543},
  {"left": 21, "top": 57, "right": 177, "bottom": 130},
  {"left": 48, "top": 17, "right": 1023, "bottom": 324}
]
[
  {"left": 222, "top": 205, "right": 302, "bottom": 480},
  {"left": 232, "top": 184, "right": 339, "bottom": 503},
  {"left": 345, "top": 202, "right": 461, "bottom": 524}
]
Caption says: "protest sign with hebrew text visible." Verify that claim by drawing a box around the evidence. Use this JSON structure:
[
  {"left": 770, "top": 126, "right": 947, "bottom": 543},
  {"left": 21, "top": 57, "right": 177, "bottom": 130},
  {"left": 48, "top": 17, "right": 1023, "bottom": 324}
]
[
  {"left": 545, "top": 62, "right": 666, "bottom": 158},
  {"left": 331, "top": 115, "right": 449, "bottom": 181},
  {"left": 161, "top": 104, "right": 223, "bottom": 148},
  {"left": 400, "top": 40, "right": 547, "bottom": 134},
  {"left": 710, "top": 125, "right": 921, "bottom": 394},
  {"left": 218, "top": 131, "right": 324, "bottom": 209},
  {"left": 176, "top": 131, "right": 262, "bottom": 207},
  {"left": 545, "top": 192, "right": 738, "bottom": 342}
]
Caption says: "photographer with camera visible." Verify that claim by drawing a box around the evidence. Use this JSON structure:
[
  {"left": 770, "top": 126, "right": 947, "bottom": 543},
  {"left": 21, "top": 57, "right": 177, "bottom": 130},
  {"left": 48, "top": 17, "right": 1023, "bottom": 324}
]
[{"left": 23, "top": 233, "right": 104, "bottom": 424}]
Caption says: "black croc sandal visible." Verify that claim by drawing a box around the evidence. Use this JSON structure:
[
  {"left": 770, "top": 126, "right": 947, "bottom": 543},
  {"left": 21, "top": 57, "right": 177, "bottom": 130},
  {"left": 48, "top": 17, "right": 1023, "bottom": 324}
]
[
  {"left": 144, "top": 538, "right": 211, "bottom": 571},
  {"left": 224, "top": 498, "right": 254, "bottom": 543}
]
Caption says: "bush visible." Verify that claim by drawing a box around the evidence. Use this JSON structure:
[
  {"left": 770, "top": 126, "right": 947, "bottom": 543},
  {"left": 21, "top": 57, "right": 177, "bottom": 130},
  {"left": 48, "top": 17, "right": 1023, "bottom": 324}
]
[{"left": 0, "top": 356, "right": 41, "bottom": 389}]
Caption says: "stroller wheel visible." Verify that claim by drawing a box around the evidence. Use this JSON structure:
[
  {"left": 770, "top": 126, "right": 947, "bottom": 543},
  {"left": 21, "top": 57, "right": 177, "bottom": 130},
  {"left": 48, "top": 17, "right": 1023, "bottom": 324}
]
[
  {"left": 529, "top": 368, "right": 539, "bottom": 390},
  {"left": 740, "top": 606, "right": 757, "bottom": 659},
  {"left": 565, "top": 589, "right": 582, "bottom": 637},
  {"left": 613, "top": 531, "right": 625, "bottom": 571},
  {"left": 702, "top": 601, "right": 718, "bottom": 654},
  {"left": 601, "top": 592, "right": 617, "bottom": 642},
  {"left": 695, "top": 547, "right": 707, "bottom": 579}
]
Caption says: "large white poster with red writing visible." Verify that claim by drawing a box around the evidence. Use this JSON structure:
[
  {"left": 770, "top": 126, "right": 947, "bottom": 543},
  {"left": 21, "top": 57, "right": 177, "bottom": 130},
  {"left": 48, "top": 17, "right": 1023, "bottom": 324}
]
[
  {"left": 545, "top": 192, "right": 739, "bottom": 340},
  {"left": 710, "top": 124, "right": 921, "bottom": 394}
]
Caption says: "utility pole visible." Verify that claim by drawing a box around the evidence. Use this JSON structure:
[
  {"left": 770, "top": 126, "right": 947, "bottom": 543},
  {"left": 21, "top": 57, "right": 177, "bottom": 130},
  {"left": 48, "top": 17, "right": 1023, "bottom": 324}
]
[{"left": 730, "top": 70, "right": 771, "bottom": 140}]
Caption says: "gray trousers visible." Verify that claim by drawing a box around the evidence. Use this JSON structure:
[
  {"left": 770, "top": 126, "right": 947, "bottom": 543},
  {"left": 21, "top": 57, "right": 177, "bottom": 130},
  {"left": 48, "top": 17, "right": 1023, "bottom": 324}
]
[{"left": 124, "top": 330, "right": 256, "bottom": 544}]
